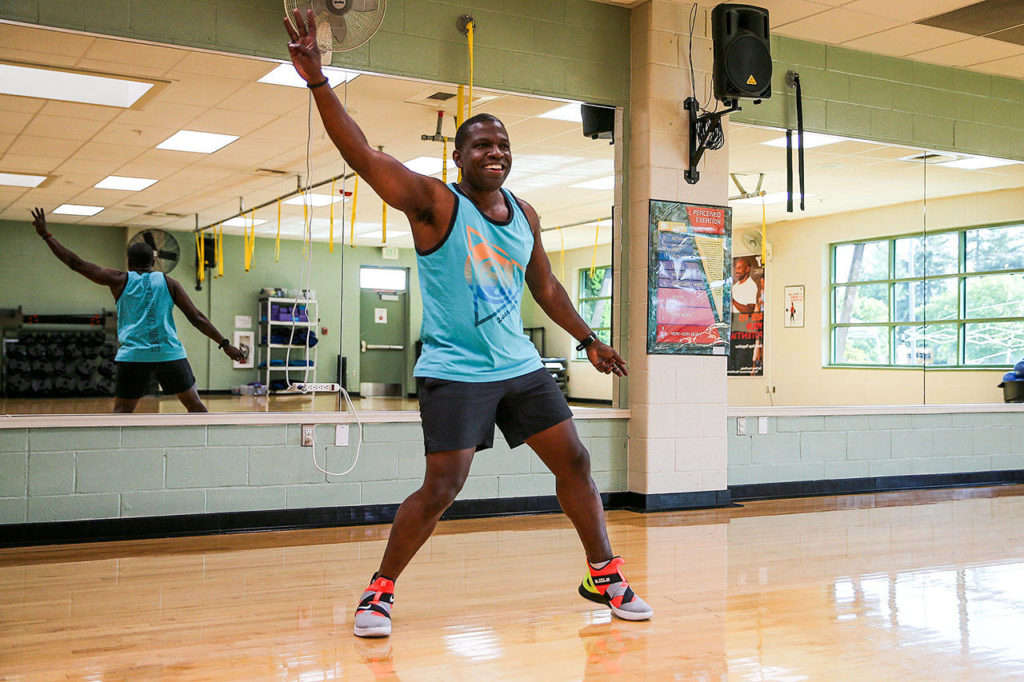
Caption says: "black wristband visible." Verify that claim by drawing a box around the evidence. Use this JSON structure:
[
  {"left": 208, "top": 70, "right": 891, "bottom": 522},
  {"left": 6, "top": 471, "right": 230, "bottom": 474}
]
[
  {"left": 575, "top": 332, "right": 598, "bottom": 352},
  {"left": 218, "top": 338, "right": 229, "bottom": 350},
  {"left": 307, "top": 77, "right": 329, "bottom": 89}
]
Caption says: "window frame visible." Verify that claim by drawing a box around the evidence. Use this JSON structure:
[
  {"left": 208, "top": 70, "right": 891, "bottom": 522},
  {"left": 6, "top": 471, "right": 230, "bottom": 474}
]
[
  {"left": 575, "top": 265, "right": 613, "bottom": 361},
  {"left": 829, "top": 220, "right": 1024, "bottom": 369}
]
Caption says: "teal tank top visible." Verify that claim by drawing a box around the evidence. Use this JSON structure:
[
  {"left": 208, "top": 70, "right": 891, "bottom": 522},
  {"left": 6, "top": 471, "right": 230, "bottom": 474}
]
[
  {"left": 414, "top": 184, "right": 543, "bottom": 381},
  {"left": 115, "top": 271, "right": 187, "bottom": 362}
]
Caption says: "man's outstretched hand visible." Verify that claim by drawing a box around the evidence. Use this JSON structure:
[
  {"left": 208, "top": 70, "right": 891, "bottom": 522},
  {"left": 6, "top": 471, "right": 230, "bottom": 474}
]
[
  {"left": 586, "top": 340, "right": 628, "bottom": 377},
  {"left": 223, "top": 343, "right": 247, "bottom": 363},
  {"left": 31, "top": 207, "right": 48, "bottom": 237},
  {"left": 283, "top": 8, "right": 324, "bottom": 85}
]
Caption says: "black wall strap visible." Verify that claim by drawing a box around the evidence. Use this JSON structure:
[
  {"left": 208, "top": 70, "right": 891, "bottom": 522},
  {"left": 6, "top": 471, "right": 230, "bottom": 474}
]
[
  {"left": 786, "top": 129, "right": 793, "bottom": 213},
  {"left": 795, "top": 73, "right": 805, "bottom": 211}
]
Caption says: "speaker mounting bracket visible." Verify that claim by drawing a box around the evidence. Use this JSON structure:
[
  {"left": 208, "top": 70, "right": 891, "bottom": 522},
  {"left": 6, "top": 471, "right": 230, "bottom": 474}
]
[{"left": 684, "top": 97, "right": 740, "bottom": 185}]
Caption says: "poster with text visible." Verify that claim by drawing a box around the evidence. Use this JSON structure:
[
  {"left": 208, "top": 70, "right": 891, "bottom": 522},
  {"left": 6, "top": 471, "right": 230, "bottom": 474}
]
[
  {"left": 784, "top": 285, "right": 804, "bottom": 328},
  {"left": 647, "top": 200, "right": 731, "bottom": 355},
  {"left": 728, "top": 255, "right": 764, "bottom": 376}
]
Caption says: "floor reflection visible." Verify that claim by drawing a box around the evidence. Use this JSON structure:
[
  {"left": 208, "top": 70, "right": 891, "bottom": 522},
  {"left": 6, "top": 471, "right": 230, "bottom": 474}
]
[{"left": 0, "top": 486, "right": 1021, "bottom": 680}]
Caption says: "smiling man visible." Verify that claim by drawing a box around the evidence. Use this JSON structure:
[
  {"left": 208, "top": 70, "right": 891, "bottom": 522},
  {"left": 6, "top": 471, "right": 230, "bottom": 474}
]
[{"left": 285, "top": 9, "right": 651, "bottom": 638}]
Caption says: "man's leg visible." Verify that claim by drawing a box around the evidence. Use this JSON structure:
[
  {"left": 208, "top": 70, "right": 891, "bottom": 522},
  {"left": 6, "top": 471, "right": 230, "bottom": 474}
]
[
  {"left": 377, "top": 447, "right": 475, "bottom": 579},
  {"left": 525, "top": 419, "right": 611, "bottom": 563},
  {"left": 175, "top": 386, "right": 208, "bottom": 412},
  {"left": 112, "top": 397, "right": 140, "bottom": 413}
]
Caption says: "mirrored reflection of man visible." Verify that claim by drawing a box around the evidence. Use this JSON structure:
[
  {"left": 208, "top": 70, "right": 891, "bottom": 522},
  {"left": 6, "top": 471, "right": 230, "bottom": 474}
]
[
  {"left": 31, "top": 208, "right": 245, "bottom": 413},
  {"left": 284, "top": 9, "right": 652, "bottom": 638},
  {"left": 730, "top": 256, "right": 764, "bottom": 375}
]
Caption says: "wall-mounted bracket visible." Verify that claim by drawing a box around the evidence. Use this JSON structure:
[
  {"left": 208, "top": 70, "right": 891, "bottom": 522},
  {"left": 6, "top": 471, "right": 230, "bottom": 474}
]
[{"left": 684, "top": 97, "right": 740, "bottom": 185}]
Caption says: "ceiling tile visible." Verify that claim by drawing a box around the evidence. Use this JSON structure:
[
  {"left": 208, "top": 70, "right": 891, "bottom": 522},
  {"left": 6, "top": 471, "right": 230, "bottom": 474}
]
[
  {"left": 0, "top": 111, "right": 33, "bottom": 135},
  {"left": 0, "top": 24, "right": 95, "bottom": 59},
  {"left": 115, "top": 102, "right": 206, "bottom": 129},
  {"left": 842, "top": 24, "right": 968, "bottom": 56},
  {"left": 186, "top": 109, "right": 280, "bottom": 138},
  {"left": 175, "top": 51, "right": 274, "bottom": 80},
  {"left": 910, "top": 36, "right": 1024, "bottom": 67},
  {"left": 840, "top": 0, "right": 981, "bottom": 22},
  {"left": 0, "top": 94, "right": 44, "bottom": 115},
  {"left": 6, "top": 134, "right": 82, "bottom": 159},
  {"left": 74, "top": 141, "right": 146, "bottom": 164},
  {"left": 39, "top": 101, "right": 121, "bottom": 122},
  {"left": 73, "top": 58, "right": 173, "bottom": 80},
  {"left": 0, "top": 153, "right": 66, "bottom": 174},
  {"left": 81, "top": 39, "right": 185, "bottom": 73},
  {"left": 775, "top": 8, "right": 904, "bottom": 43},
  {"left": 92, "top": 123, "right": 180, "bottom": 149},
  {"left": 723, "top": 0, "right": 832, "bottom": 27},
  {"left": 158, "top": 74, "right": 250, "bottom": 108},
  {"left": 969, "top": 53, "right": 1024, "bottom": 77},
  {"left": 217, "top": 83, "right": 305, "bottom": 116},
  {"left": 21, "top": 114, "right": 108, "bottom": 142}
]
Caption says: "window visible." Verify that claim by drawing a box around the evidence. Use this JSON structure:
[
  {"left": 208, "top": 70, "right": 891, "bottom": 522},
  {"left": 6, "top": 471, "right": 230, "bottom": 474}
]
[
  {"left": 577, "top": 266, "right": 612, "bottom": 359},
  {"left": 359, "top": 267, "right": 407, "bottom": 291},
  {"left": 830, "top": 222, "right": 1024, "bottom": 367}
]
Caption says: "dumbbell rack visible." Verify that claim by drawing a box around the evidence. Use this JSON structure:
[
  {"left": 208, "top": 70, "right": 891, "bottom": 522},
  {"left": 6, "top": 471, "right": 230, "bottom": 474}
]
[{"left": 1, "top": 309, "right": 118, "bottom": 397}]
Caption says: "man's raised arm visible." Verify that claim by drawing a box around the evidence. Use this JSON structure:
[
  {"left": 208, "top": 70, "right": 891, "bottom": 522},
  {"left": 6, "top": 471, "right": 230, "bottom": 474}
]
[
  {"left": 284, "top": 9, "right": 451, "bottom": 232},
  {"left": 32, "top": 208, "right": 125, "bottom": 291}
]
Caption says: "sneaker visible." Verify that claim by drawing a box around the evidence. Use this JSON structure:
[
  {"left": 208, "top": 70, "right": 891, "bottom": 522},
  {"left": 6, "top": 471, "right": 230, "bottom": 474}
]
[
  {"left": 578, "top": 557, "right": 653, "bottom": 621},
  {"left": 354, "top": 574, "right": 395, "bottom": 638}
]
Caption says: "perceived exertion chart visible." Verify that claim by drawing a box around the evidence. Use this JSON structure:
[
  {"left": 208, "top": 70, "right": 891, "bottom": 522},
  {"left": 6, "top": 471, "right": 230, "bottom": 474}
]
[{"left": 647, "top": 200, "right": 732, "bottom": 355}]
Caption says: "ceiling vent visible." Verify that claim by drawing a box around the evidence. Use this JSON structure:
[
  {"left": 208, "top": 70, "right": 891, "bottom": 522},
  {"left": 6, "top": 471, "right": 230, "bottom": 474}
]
[
  {"left": 254, "top": 168, "right": 291, "bottom": 177},
  {"left": 145, "top": 210, "right": 187, "bottom": 218},
  {"left": 426, "top": 92, "right": 457, "bottom": 102},
  {"left": 899, "top": 152, "right": 958, "bottom": 164}
]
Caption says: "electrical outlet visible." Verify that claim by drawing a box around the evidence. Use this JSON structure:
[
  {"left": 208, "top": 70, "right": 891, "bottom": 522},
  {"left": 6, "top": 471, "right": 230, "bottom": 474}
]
[
  {"left": 335, "top": 424, "right": 350, "bottom": 447},
  {"left": 757, "top": 416, "right": 768, "bottom": 435},
  {"left": 736, "top": 417, "right": 747, "bottom": 436},
  {"left": 301, "top": 424, "right": 315, "bottom": 447}
]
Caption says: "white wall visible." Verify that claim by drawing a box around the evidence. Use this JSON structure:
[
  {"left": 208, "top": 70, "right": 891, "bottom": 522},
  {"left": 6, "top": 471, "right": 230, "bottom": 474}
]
[{"left": 729, "top": 186, "right": 1022, "bottom": 407}]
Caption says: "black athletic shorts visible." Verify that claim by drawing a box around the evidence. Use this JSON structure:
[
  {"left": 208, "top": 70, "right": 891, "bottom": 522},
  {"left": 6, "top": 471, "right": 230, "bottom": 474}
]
[
  {"left": 115, "top": 358, "right": 196, "bottom": 399},
  {"left": 418, "top": 367, "right": 574, "bottom": 453}
]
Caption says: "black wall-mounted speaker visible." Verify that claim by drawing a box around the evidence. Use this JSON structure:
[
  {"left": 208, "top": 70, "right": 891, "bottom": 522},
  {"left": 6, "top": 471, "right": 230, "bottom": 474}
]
[
  {"left": 202, "top": 235, "right": 216, "bottom": 269},
  {"left": 581, "top": 103, "right": 615, "bottom": 140},
  {"left": 711, "top": 4, "right": 772, "bottom": 104}
]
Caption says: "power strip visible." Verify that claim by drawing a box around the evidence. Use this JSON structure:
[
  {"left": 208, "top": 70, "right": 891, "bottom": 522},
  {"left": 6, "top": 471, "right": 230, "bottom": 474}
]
[{"left": 290, "top": 382, "right": 342, "bottom": 393}]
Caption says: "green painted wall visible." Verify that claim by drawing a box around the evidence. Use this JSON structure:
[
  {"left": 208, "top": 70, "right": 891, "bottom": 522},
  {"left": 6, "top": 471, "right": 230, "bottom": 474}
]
[
  {"left": 736, "top": 36, "right": 1024, "bottom": 161},
  {"left": 2, "top": 0, "right": 631, "bottom": 106},
  {"left": 1, "top": 219, "right": 422, "bottom": 393}
]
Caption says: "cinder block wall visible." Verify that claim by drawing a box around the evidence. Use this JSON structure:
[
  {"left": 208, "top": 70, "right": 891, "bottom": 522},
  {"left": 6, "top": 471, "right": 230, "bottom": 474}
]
[
  {"left": 728, "top": 413, "right": 1024, "bottom": 487},
  {"left": 0, "top": 419, "right": 627, "bottom": 524}
]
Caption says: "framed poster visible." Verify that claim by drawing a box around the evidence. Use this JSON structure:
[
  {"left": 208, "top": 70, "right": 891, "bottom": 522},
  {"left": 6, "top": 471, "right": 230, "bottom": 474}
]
[
  {"left": 728, "top": 255, "right": 765, "bottom": 376},
  {"left": 233, "top": 330, "right": 254, "bottom": 369},
  {"left": 784, "top": 285, "right": 804, "bottom": 328},
  {"left": 647, "top": 200, "right": 731, "bottom": 355}
]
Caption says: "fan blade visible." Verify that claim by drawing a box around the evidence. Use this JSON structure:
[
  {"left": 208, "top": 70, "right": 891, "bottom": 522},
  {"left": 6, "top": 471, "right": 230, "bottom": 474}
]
[
  {"left": 157, "top": 250, "right": 178, "bottom": 262},
  {"left": 351, "top": 0, "right": 379, "bottom": 9},
  {"left": 316, "top": 11, "right": 334, "bottom": 54},
  {"left": 330, "top": 17, "right": 347, "bottom": 46},
  {"left": 143, "top": 232, "right": 157, "bottom": 249}
]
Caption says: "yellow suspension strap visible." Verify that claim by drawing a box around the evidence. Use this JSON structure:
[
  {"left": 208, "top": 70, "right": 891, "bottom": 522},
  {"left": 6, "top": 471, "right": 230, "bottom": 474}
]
[
  {"left": 195, "top": 231, "right": 205, "bottom": 284},
  {"left": 275, "top": 199, "right": 281, "bottom": 263},
  {"left": 467, "top": 19, "right": 475, "bottom": 119},
  {"left": 329, "top": 178, "right": 336, "bottom": 253},
  {"left": 379, "top": 146, "right": 387, "bottom": 244},
  {"left": 456, "top": 85, "right": 465, "bottom": 183},
  {"left": 243, "top": 214, "right": 251, "bottom": 272},
  {"left": 250, "top": 209, "right": 257, "bottom": 267},
  {"left": 302, "top": 199, "right": 309, "bottom": 258},
  {"left": 215, "top": 223, "right": 224, "bottom": 278},
  {"left": 442, "top": 136, "right": 448, "bottom": 184},
  {"left": 350, "top": 174, "right": 359, "bottom": 248},
  {"left": 590, "top": 221, "right": 600, "bottom": 279}
]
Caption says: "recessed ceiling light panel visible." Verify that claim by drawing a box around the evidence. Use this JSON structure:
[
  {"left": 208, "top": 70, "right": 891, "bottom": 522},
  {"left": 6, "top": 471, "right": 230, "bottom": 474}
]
[
  {"left": 257, "top": 63, "right": 359, "bottom": 88},
  {"left": 53, "top": 204, "right": 105, "bottom": 216},
  {"left": 0, "top": 63, "right": 153, "bottom": 108},
  {"left": 156, "top": 130, "right": 239, "bottom": 154},
  {"left": 762, "top": 132, "right": 848, "bottom": 149},
  {"left": 94, "top": 175, "right": 157, "bottom": 191},
  {"left": 539, "top": 102, "right": 584, "bottom": 123},
  {"left": 222, "top": 217, "right": 268, "bottom": 227},
  {"left": 940, "top": 155, "right": 1019, "bottom": 170},
  {"left": 0, "top": 171, "right": 48, "bottom": 188},
  {"left": 283, "top": 193, "right": 344, "bottom": 207}
]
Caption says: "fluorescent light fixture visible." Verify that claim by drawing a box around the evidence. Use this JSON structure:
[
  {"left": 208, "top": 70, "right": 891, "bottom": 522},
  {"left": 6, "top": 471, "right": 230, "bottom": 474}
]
[
  {"left": 731, "top": 191, "right": 815, "bottom": 205},
  {"left": 258, "top": 63, "right": 359, "bottom": 88},
  {"left": 94, "top": 175, "right": 157, "bottom": 191},
  {"left": 0, "top": 171, "right": 48, "bottom": 188},
  {"left": 403, "top": 156, "right": 457, "bottom": 176},
  {"left": 53, "top": 204, "right": 104, "bottom": 216},
  {"left": 571, "top": 176, "right": 615, "bottom": 191},
  {"left": 538, "top": 102, "right": 584, "bottom": 123},
  {"left": 940, "top": 155, "right": 1019, "bottom": 170},
  {"left": 222, "top": 217, "right": 268, "bottom": 227},
  {"left": 359, "top": 230, "right": 409, "bottom": 242},
  {"left": 762, "top": 132, "right": 847, "bottom": 149},
  {"left": 0, "top": 63, "right": 153, "bottom": 108},
  {"left": 156, "top": 130, "right": 238, "bottom": 154},
  {"left": 283, "top": 193, "right": 343, "bottom": 207}
]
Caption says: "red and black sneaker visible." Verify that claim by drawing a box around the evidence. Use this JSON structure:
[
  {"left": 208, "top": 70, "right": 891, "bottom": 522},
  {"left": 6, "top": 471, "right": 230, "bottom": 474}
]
[
  {"left": 354, "top": 574, "right": 395, "bottom": 638},
  {"left": 578, "top": 557, "right": 653, "bottom": 621}
]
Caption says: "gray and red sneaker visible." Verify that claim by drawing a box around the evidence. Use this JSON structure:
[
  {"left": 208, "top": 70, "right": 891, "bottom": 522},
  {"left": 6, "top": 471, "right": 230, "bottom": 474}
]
[
  {"left": 578, "top": 557, "right": 653, "bottom": 621},
  {"left": 354, "top": 574, "right": 395, "bottom": 638}
]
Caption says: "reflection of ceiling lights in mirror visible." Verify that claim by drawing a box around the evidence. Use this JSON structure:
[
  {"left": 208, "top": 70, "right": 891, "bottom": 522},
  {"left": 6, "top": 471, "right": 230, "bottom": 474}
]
[
  {"left": 156, "top": 130, "right": 239, "bottom": 153},
  {"left": 0, "top": 63, "right": 154, "bottom": 108},
  {"left": 731, "top": 191, "right": 815, "bottom": 205},
  {"left": 258, "top": 63, "right": 359, "bottom": 88},
  {"left": 359, "top": 231, "right": 409, "bottom": 242},
  {"left": 403, "top": 156, "right": 458, "bottom": 176},
  {"left": 0, "top": 171, "right": 48, "bottom": 188},
  {"left": 283, "top": 193, "right": 344, "bottom": 206},
  {"left": 507, "top": 155, "right": 613, "bottom": 191},
  {"left": 571, "top": 176, "right": 615, "bottom": 191},
  {"left": 940, "top": 155, "right": 1019, "bottom": 170},
  {"left": 762, "top": 132, "right": 848, "bottom": 148},
  {"left": 53, "top": 204, "right": 104, "bottom": 216},
  {"left": 222, "top": 217, "right": 268, "bottom": 227},
  {"left": 94, "top": 175, "right": 157, "bottom": 191},
  {"left": 538, "top": 102, "right": 584, "bottom": 122}
]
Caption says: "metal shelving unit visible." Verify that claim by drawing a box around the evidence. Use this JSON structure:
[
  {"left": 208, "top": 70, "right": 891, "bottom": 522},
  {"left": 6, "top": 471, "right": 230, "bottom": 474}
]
[{"left": 257, "top": 296, "right": 319, "bottom": 393}]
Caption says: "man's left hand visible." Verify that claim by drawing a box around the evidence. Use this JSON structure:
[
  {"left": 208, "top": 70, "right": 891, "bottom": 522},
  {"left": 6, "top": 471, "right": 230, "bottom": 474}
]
[
  {"left": 224, "top": 344, "right": 247, "bottom": 363},
  {"left": 31, "top": 207, "right": 47, "bottom": 236},
  {"left": 586, "top": 341, "right": 628, "bottom": 377}
]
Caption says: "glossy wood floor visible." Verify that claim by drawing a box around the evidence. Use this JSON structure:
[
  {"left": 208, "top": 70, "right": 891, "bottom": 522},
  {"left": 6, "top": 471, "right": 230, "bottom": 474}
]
[{"left": 2, "top": 486, "right": 1023, "bottom": 681}]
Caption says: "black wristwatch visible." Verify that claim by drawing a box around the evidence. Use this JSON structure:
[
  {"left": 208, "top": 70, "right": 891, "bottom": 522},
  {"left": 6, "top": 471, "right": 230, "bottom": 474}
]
[
  {"left": 575, "top": 332, "right": 598, "bottom": 352},
  {"left": 218, "top": 338, "right": 230, "bottom": 350}
]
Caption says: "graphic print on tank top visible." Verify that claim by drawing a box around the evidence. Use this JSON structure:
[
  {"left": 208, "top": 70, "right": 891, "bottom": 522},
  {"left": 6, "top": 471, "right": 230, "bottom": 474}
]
[{"left": 464, "top": 224, "right": 525, "bottom": 327}]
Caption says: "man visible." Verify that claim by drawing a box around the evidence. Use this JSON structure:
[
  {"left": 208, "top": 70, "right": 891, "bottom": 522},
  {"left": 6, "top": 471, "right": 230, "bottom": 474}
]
[
  {"left": 31, "top": 208, "right": 245, "bottom": 413},
  {"left": 731, "top": 256, "right": 761, "bottom": 315},
  {"left": 284, "top": 9, "right": 652, "bottom": 638}
]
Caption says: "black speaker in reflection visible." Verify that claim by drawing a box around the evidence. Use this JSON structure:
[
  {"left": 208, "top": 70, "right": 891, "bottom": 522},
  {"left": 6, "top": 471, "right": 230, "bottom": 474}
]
[
  {"left": 581, "top": 103, "right": 614, "bottom": 140},
  {"left": 711, "top": 4, "right": 772, "bottom": 105}
]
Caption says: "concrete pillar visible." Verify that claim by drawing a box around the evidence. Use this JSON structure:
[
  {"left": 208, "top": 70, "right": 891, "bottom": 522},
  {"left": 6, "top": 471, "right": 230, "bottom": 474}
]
[{"left": 626, "top": 1, "right": 731, "bottom": 508}]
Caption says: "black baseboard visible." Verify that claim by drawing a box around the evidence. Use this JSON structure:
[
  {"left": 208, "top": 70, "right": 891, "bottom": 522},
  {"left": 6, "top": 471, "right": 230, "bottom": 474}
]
[
  {"left": 0, "top": 491, "right": 712, "bottom": 548},
  {"left": 616, "top": 489, "right": 732, "bottom": 512},
  {"left": 567, "top": 397, "right": 614, "bottom": 406},
  {"left": 730, "top": 469, "right": 1024, "bottom": 502}
]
